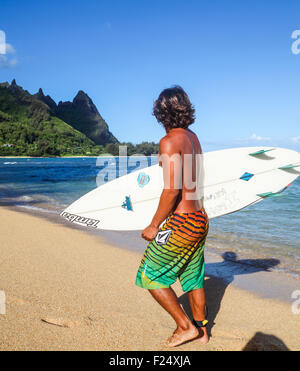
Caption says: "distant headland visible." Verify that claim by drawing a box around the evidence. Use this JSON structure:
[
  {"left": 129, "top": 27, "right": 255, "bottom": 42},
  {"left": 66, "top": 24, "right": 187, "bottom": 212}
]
[{"left": 0, "top": 80, "right": 158, "bottom": 157}]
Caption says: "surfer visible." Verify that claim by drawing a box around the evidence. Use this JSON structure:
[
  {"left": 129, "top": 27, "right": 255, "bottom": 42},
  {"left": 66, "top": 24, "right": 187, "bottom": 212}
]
[{"left": 136, "top": 86, "right": 209, "bottom": 347}]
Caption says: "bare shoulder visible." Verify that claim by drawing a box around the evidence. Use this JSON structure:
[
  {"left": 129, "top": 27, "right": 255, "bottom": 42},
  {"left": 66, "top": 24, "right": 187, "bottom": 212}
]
[{"left": 159, "top": 134, "right": 179, "bottom": 154}]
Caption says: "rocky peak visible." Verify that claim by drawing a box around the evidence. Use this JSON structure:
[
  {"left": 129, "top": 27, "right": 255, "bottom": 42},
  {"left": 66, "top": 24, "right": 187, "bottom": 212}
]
[
  {"left": 37, "top": 88, "right": 44, "bottom": 96},
  {"left": 10, "top": 79, "right": 22, "bottom": 92},
  {"left": 73, "top": 90, "right": 98, "bottom": 115},
  {"left": 34, "top": 88, "right": 57, "bottom": 111},
  {"left": 56, "top": 91, "right": 118, "bottom": 145}
]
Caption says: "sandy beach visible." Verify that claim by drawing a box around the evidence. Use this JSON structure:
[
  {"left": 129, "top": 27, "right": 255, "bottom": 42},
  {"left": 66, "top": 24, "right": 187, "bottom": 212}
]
[{"left": 0, "top": 207, "right": 300, "bottom": 351}]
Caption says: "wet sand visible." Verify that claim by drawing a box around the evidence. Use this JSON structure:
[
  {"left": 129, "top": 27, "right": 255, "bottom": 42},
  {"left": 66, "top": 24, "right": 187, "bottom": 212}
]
[{"left": 0, "top": 207, "right": 300, "bottom": 351}]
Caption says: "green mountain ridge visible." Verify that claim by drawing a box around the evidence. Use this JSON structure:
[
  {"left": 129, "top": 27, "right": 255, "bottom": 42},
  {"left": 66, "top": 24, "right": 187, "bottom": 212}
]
[
  {"left": 35, "top": 87, "right": 118, "bottom": 145},
  {"left": 0, "top": 80, "right": 117, "bottom": 156}
]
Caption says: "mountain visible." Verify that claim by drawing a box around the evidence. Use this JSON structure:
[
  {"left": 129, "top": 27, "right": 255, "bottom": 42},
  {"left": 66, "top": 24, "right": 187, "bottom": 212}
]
[
  {"left": 0, "top": 80, "right": 159, "bottom": 157},
  {"left": 34, "top": 88, "right": 57, "bottom": 111},
  {"left": 0, "top": 80, "right": 118, "bottom": 156},
  {"left": 0, "top": 80, "right": 101, "bottom": 156},
  {"left": 55, "top": 90, "right": 118, "bottom": 145}
]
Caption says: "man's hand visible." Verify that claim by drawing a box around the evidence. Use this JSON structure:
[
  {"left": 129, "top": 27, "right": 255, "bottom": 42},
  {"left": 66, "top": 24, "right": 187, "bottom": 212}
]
[{"left": 141, "top": 225, "right": 159, "bottom": 242}]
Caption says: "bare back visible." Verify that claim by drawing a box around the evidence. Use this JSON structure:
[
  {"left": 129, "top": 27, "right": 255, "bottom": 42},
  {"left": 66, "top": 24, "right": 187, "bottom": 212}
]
[{"left": 159, "top": 128, "right": 203, "bottom": 213}]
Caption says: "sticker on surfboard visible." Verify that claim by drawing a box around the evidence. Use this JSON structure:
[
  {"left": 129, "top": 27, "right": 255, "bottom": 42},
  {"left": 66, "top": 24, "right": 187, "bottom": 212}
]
[
  {"left": 60, "top": 211, "right": 100, "bottom": 228},
  {"left": 122, "top": 196, "right": 133, "bottom": 211},
  {"left": 240, "top": 172, "right": 254, "bottom": 181},
  {"left": 137, "top": 172, "right": 150, "bottom": 188}
]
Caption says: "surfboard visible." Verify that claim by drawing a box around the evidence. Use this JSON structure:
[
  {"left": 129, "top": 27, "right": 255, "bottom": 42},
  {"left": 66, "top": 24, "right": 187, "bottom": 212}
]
[{"left": 60, "top": 147, "right": 300, "bottom": 230}]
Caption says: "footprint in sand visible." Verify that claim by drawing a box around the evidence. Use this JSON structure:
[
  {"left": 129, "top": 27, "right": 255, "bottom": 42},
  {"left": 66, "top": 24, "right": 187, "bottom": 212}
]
[
  {"left": 6, "top": 295, "right": 31, "bottom": 306},
  {"left": 213, "top": 329, "right": 246, "bottom": 341}
]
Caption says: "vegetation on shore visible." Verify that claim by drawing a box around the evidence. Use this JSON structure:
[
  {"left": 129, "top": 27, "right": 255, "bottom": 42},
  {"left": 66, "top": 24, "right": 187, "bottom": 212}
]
[{"left": 0, "top": 80, "right": 159, "bottom": 157}]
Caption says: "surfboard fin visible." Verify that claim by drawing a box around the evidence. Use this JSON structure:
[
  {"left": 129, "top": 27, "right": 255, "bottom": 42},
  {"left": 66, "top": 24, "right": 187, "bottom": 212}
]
[
  {"left": 257, "top": 192, "right": 283, "bottom": 198},
  {"left": 257, "top": 185, "right": 290, "bottom": 198},
  {"left": 257, "top": 192, "right": 274, "bottom": 198},
  {"left": 249, "top": 149, "right": 275, "bottom": 156},
  {"left": 278, "top": 163, "right": 300, "bottom": 170}
]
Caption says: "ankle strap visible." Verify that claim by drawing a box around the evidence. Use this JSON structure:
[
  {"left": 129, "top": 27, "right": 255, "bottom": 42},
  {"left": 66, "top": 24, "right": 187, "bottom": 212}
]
[{"left": 193, "top": 319, "right": 208, "bottom": 328}]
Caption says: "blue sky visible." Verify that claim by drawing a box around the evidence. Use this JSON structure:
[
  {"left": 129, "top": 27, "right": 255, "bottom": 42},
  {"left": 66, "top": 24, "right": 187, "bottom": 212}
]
[{"left": 1, "top": 0, "right": 300, "bottom": 151}]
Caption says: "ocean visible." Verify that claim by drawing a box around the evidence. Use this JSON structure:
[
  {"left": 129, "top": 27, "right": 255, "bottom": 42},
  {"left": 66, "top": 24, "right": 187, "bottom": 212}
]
[{"left": 0, "top": 157, "right": 299, "bottom": 277}]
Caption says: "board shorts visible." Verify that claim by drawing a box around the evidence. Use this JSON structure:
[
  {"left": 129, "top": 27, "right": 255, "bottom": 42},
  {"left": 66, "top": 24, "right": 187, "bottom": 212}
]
[{"left": 136, "top": 209, "right": 209, "bottom": 292}]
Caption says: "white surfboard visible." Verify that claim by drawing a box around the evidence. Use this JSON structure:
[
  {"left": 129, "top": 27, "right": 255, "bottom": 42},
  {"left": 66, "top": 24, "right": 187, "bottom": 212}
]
[{"left": 60, "top": 147, "right": 300, "bottom": 230}]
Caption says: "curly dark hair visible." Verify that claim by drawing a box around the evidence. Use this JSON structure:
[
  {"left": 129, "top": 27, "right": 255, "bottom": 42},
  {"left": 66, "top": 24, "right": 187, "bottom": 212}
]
[{"left": 153, "top": 86, "right": 195, "bottom": 130}]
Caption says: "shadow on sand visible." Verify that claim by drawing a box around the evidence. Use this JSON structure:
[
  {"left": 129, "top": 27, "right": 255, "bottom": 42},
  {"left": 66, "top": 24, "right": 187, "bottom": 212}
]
[
  {"left": 178, "top": 251, "right": 287, "bottom": 349},
  {"left": 242, "top": 332, "right": 290, "bottom": 351}
]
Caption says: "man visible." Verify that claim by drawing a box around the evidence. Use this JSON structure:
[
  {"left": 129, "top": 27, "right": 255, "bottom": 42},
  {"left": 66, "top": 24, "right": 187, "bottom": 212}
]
[{"left": 136, "top": 86, "right": 209, "bottom": 347}]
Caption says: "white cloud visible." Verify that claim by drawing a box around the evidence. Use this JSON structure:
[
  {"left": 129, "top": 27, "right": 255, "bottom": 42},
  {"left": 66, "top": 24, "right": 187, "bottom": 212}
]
[
  {"left": 0, "top": 30, "right": 18, "bottom": 68},
  {"left": 250, "top": 133, "right": 271, "bottom": 141},
  {"left": 201, "top": 136, "right": 300, "bottom": 152},
  {"left": 0, "top": 54, "right": 18, "bottom": 68},
  {"left": 5, "top": 43, "right": 16, "bottom": 54},
  {"left": 291, "top": 136, "right": 300, "bottom": 144}
]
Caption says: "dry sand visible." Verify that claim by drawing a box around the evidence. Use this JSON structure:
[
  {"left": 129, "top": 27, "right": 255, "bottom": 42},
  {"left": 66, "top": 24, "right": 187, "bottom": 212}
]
[{"left": 0, "top": 207, "right": 299, "bottom": 351}]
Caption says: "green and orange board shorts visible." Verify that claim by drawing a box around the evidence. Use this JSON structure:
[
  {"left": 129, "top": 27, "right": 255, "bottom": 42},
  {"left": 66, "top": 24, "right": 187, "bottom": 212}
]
[{"left": 136, "top": 209, "right": 209, "bottom": 292}]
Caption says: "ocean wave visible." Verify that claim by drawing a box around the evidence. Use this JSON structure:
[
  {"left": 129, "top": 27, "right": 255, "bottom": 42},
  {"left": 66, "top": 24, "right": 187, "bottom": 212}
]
[{"left": 17, "top": 204, "right": 58, "bottom": 214}]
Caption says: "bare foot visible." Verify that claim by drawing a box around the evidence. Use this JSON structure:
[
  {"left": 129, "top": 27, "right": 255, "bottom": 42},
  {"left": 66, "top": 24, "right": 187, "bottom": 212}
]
[
  {"left": 195, "top": 327, "right": 210, "bottom": 345},
  {"left": 165, "top": 325, "right": 199, "bottom": 347}
]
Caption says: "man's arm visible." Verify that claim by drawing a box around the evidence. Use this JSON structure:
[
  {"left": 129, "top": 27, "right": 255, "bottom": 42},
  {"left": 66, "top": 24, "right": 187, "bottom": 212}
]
[{"left": 141, "top": 137, "right": 181, "bottom": 241}]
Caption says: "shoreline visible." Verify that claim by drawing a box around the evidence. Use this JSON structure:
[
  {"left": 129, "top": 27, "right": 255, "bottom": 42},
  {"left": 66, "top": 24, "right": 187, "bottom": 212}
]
[
  {"left": 4, "top": 202, "right": 300, "bottom": 304},
  {"left": 0, "top": 205, "right": 300, "bottom": 350},
  {"left": 0, "top": 155, "right": 159, "bottom": 159},
  {"left": 0, "top": 156, "right": 107, "bottom": 159}
]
